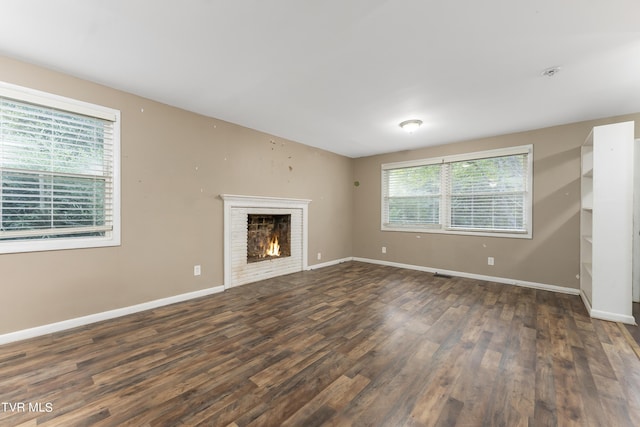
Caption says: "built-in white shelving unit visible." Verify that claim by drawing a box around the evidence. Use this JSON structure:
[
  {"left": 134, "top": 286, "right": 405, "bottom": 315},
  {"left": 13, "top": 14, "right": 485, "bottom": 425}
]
[{"left": 580, "top": 121, "right": 636, "bottom": 324}]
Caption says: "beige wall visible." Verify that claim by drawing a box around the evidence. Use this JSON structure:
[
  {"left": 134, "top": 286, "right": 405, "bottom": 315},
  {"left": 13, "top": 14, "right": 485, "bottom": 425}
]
[
  {"left": 353, "top": 113, "right": 640, "bottom": 289},
  {"left": 0, "top": 56, "right": 354, "bottom": 334},
  {"left": 2, "top": 54, "right": 639, "bottom": 336}
]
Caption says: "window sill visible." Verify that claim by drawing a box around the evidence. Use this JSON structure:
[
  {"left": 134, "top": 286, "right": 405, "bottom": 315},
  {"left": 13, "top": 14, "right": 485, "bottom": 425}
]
[
  {"left": 381, "top": 224, "right": 532, "bottom": 239},
  {"left": 0, "top": 234, "right": 121, "bottom": 254}
]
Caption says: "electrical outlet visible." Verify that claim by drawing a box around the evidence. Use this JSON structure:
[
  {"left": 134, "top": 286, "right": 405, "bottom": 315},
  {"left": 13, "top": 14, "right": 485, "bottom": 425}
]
[
  {"left": 194, "top": 265, "right": 201, "bottom": 276},
  {"left": 317, "top": 252, "right": 322, "bottom": 260},
  {"left": 487, "top": 257, "right": 494, "bottom": 266},
  {"left": 382, "top": 246, "right": 387, "bottom": 254}
]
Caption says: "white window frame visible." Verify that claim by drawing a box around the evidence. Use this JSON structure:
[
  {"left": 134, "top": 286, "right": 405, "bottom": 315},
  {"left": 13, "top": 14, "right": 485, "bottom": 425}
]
[
  {"left": 381, "top": 145, "right": 533, "bottom": 239},
  {"left": 0, "top": 81, "right": 121, "bottom": 254}
]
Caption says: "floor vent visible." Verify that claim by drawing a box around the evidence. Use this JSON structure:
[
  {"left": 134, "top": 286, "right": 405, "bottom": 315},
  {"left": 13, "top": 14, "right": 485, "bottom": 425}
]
[{"left": 433, "top": 272, "right": 452, "bottom": 279}]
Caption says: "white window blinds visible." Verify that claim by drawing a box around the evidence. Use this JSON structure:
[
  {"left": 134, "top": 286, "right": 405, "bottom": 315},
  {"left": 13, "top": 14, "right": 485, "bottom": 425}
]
[
  {"left": 0, "top": 96, "right": 115, "bottom": 240},
  {"left": 446, "top": 154, "right": 528, "bottom": 232},
  {"left": 381, "top": 146, "right": 532, "bottom": 238},
  {"left": 383, "top": 163, "right": 441, "bottom": 227}
]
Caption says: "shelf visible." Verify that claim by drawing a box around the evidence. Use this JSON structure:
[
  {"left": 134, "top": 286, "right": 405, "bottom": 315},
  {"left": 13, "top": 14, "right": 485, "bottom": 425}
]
[
  {"left": 580, "top": 121, "right": 636, "bottom": 323},
  {"left": 583, "top": 262, "right": 593, "bottom": 277}
]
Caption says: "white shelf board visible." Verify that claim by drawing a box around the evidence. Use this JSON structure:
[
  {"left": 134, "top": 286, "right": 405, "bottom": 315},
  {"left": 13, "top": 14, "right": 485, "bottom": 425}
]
[{"left": 583, "top": 262, "right": 593, "bottom": 277}]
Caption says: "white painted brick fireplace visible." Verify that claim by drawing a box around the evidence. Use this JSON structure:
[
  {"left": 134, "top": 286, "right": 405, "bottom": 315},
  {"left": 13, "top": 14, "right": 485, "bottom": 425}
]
[{"left": 221, "top": 194, "right": 311, "bottom": 288}]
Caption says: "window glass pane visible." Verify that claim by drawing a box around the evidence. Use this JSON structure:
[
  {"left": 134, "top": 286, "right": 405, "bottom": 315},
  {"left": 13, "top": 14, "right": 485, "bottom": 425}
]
[
  {"left": 0, "top": 96, "right": 113, "bottom": 241},
  {"left": 384, "top": 164, "right": 441, "bottom": 226},
  {"left": 448, "top": 154, "right": 527, "bottom": 231},
  {"left": 389, "top": 195, "right": 440, "bottom": 225},
  {"left": 1, "top": 172, "right": 108, "bottom": 234},
  {"left": 0, "top": 99, "right": 109, "bottom": 175},
  {"left": 387, "top": 165, "right": 440, "bottom": 196}
]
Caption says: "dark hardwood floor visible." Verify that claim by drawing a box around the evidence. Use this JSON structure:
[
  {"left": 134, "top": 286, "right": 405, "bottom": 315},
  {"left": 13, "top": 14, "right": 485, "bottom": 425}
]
[{"left": 1, "top": 261, "right": 639, "bottom": 426}]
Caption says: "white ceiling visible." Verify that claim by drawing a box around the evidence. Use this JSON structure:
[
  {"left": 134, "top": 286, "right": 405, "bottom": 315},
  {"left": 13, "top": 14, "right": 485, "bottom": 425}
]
[{"left": 1, "top": 1, "right": 639, "bottom": 158}]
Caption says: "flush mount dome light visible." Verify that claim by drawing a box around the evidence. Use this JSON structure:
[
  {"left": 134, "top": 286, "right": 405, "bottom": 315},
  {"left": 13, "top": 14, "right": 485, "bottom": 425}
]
[{"left": 399, "top": 119, "right": 423, "bottom": 133}]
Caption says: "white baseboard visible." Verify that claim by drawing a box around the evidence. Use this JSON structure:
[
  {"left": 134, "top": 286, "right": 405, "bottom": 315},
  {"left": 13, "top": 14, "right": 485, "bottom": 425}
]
[
  {"left": 580, "top": 289, "right": 593, "bottom": 314},
  {"left": 352, "top": 257, "right": 581, "bottom": 296},
  {"left": 306, "top": 257, "right": 354, "bottom": 270},
  {"left": 589, "top": 309, "right": 636, "bottom": 325},
  {"left": 0, "top": 285, "right": 225, "bottom": 345},
  {"left": 581, "top": 290, "right": 635, "bottom": 325}
]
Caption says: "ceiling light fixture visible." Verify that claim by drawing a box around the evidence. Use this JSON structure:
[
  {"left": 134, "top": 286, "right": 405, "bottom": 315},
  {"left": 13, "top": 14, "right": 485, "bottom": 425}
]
[
  {"left": 399, "top": 119, "right": 423, "bottom": 133},
  {"left": 541, "top": 66, "right": 561, "bottom": 77}
]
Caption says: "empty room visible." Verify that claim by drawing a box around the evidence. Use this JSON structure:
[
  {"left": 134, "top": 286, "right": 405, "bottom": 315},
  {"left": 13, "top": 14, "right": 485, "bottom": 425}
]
[{"left": 1, "top": 1, "right": 640, "bottom": 426}]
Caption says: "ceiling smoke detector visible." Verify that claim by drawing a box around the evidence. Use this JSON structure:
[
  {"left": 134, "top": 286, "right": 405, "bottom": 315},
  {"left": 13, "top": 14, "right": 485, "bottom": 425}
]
[{"left": 541, "top": 66, "right": 561, "bottom": 77}]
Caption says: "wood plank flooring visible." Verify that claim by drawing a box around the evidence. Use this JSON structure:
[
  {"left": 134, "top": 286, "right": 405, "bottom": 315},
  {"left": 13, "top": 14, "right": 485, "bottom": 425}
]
[{"left": 1, "top": 261, "right": 639, "bottom": 426}]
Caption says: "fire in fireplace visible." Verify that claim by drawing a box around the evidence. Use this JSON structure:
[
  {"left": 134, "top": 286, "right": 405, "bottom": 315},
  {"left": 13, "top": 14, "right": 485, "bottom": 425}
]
[{"left": 247, "top": 214, "right": 291, "bottom": 263}]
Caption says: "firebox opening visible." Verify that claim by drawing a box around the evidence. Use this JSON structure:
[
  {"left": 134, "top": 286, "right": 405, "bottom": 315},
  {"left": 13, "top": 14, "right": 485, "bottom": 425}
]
[{"left": 247, "top": 214, "right": 291, "bottom": 263}]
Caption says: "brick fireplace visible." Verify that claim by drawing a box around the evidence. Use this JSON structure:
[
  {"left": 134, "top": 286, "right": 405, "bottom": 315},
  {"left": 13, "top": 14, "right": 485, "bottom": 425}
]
[{"left": 221, "top": 195, "right": 311, "bottom": 288}]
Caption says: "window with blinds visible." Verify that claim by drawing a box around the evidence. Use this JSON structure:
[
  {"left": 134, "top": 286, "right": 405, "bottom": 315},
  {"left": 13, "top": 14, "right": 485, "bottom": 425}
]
[
  {"left": 381, "top": 146, "right": 532, "bottom": 238},
  {"left": 0, "top": 82, "right": 120, "bottom": 253},
  {"left": 383, "top": 163, "right": 441, "bottom": 227}
]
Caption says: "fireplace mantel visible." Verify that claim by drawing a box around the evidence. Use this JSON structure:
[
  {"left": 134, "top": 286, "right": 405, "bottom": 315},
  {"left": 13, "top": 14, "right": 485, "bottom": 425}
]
[
  {"left": 220, "top": 194, "right": 311, "bottom": 288},
  {"left": 220, "top": 194, "right": 311, "bottom": 209}
]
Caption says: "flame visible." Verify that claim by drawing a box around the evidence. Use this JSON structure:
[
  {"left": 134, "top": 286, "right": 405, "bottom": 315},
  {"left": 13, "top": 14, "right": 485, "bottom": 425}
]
[{"left": 265, "top": 235, "right": 280, "bottom": 257}]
